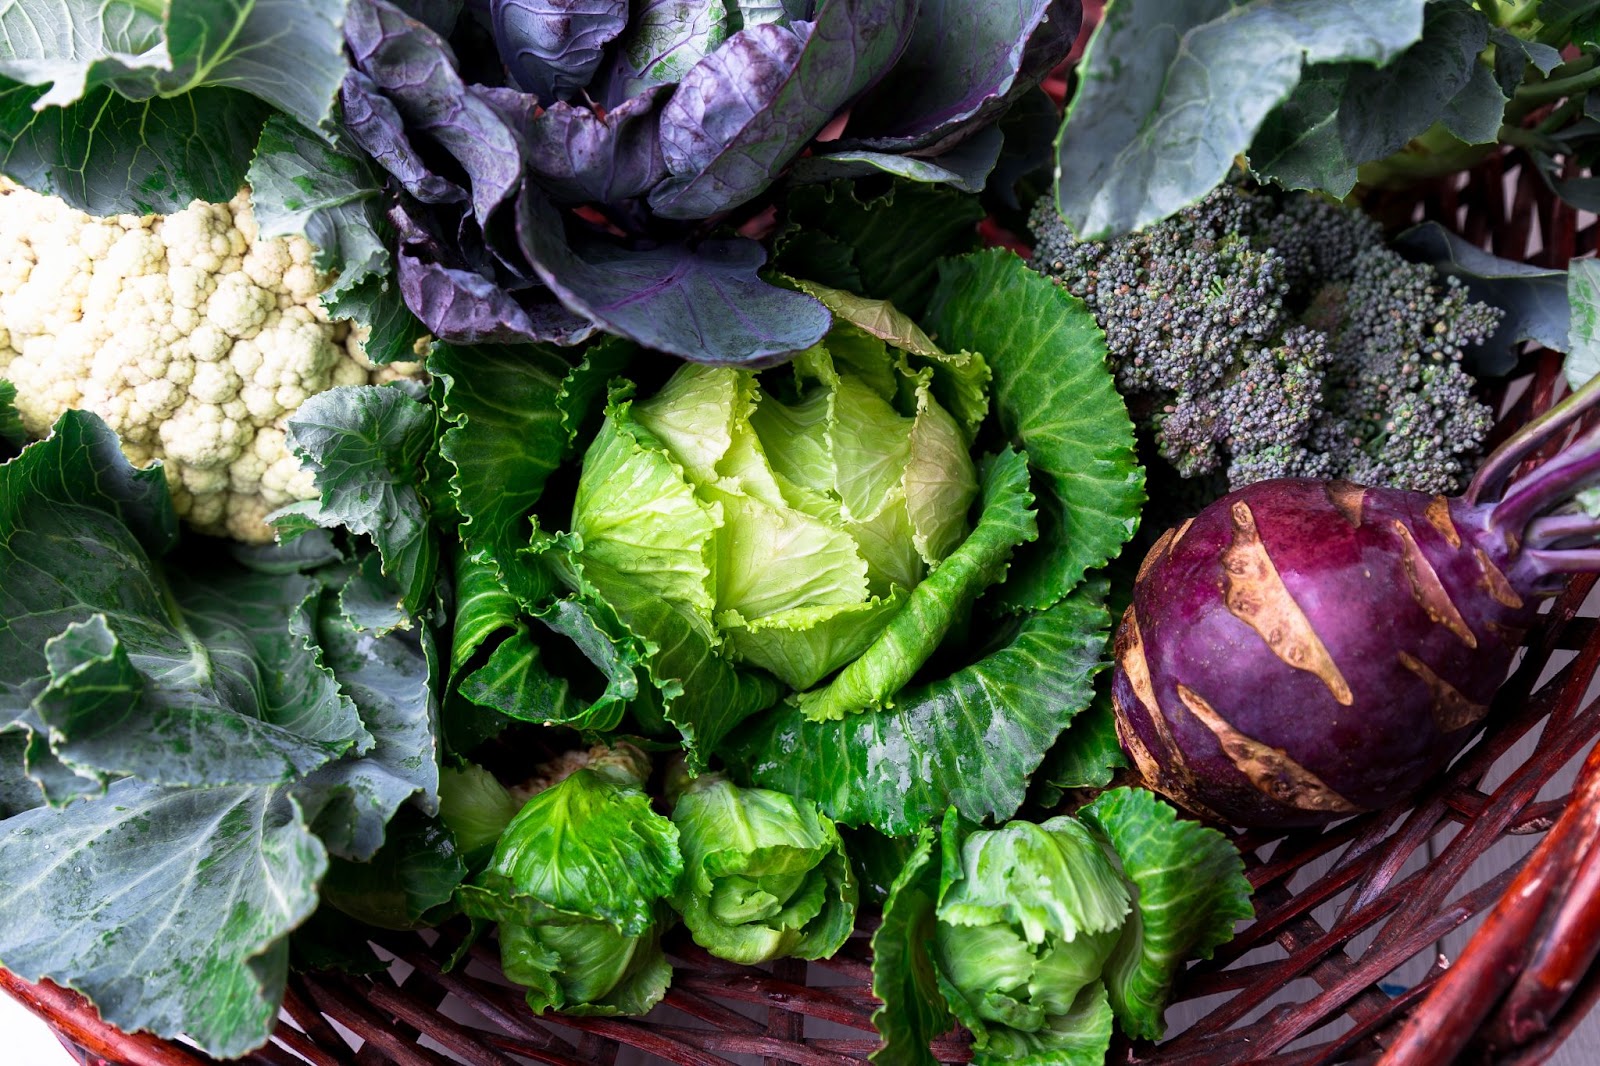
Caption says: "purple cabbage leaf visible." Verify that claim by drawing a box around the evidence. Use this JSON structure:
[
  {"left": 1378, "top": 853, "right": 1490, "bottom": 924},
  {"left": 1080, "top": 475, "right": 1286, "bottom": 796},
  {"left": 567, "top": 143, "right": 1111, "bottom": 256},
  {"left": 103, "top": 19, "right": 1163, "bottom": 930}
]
[
  {"left": 841, "top": 0, "right": 1080, "bottom": 153},
  {"left": 526, "top": 85, "right": 672, "bottom": 203},
  {"left": 491, "top": 0, "right": 629, "bottom": 102},
  {"left": 347, "top": 0, "right": 527, "bottom": 223},
  {"left": 648, "top": 0, "right": 918, "bottom": 219},
  {"left": 341, "top": 71, "right": 469, "bottom": 206},
  {"left": 793, "top": 124, "right": 1004, "bottom": 193},
  {"left": 596, "top": 0, "right": 732, "bottom": 107},
  {"left": 515, "top": 185, "right": 831, "bottom": 364}
]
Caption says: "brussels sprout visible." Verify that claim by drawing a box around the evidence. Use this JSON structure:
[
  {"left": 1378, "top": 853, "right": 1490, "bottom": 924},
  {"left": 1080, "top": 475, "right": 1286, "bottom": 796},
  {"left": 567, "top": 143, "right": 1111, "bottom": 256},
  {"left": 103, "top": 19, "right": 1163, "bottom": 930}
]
[
  {"left": 570, "top": 289, "right": 986, "bottom": 709},
  {"left": 457, "top": 745, "right": 683, "bottom": 1015},
  {"left": 668, "top": 768, "right": 856, "bottom": 964}
]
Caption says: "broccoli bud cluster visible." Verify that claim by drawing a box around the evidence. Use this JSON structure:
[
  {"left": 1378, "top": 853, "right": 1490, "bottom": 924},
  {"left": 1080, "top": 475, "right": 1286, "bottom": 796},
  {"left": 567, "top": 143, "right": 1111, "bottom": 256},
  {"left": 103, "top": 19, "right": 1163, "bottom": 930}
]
[{"left": 1028, "top": 187, "right": 1501, "bottom": 495}]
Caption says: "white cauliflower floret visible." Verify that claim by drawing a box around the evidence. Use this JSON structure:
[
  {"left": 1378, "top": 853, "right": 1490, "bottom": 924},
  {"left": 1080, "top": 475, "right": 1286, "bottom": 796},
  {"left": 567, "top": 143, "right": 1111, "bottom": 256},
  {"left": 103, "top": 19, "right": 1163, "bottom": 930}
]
[{"left": 0, "top": 179, "right": 426, "bottom": 543}]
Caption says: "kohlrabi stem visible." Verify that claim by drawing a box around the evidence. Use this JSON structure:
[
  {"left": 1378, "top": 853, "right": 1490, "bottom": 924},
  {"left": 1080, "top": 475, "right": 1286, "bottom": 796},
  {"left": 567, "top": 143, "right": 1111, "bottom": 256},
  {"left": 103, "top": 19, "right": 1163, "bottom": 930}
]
[
  {"left": 1527, "top": 512, "right": 1600, "bottom": 548},
  {"left": 1521, "top": 549, "right": 1600, "bottom": 576},
  {"left": 1467, "top": 371, "right": 1600, "bottom": 505},
  {"left": 1489, "top": 422, "right": 1600, "bottom": 544}
]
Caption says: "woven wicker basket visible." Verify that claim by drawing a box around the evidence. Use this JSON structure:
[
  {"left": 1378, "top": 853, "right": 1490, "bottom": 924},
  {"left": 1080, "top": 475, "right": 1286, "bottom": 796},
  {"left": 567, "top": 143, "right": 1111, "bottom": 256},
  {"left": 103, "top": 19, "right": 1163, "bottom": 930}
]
[{"left": 4, "top": 143, "right": 1600, "bottom": 1066}]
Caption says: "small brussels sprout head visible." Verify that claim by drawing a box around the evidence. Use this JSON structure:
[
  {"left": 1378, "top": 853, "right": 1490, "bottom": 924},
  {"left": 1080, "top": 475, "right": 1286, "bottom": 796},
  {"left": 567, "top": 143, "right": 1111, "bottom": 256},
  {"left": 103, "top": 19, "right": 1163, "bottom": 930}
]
[
  {"left": 667, "top": 763, "right": 857, "bottom": 965},
  {"left": 436, "top": 762, "right": 519, "bottom": 870},
  {"left": 932, "top": 812, "right": 1130, "bottom": 1057},
  {"left": 456, "top": 744, "right": 683, "bottom": 1016}
]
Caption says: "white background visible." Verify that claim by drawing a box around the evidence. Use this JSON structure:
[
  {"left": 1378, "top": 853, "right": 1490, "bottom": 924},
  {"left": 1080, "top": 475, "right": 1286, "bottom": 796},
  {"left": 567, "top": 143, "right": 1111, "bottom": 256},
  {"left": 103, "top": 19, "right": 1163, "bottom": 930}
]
[{"left": 1, "top": 990, "right": 77, "bottom": 1065}]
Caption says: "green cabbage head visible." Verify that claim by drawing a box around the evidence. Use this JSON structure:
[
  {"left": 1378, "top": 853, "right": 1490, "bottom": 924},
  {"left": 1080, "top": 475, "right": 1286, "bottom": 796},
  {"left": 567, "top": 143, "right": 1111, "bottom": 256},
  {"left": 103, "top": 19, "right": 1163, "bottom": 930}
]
[
  {"left": 934, "top": 813, "right": 1129, "bottom": 1060},
  {"left": 570, "top": 286, "right": 988, "bottom": 702},
  {"left": 669, "top": 770, "right": 856, "bottom": 965},
  {"left": 456, "top": 745, "right": 682, "bottom": 1016}
]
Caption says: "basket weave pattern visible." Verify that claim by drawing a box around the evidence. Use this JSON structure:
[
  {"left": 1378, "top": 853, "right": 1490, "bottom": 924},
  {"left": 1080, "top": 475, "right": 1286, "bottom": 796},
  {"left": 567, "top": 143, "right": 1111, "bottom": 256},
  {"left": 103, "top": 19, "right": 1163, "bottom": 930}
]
[{"left": 5, "top": 151, "right": 1600, "bottom": 1066}]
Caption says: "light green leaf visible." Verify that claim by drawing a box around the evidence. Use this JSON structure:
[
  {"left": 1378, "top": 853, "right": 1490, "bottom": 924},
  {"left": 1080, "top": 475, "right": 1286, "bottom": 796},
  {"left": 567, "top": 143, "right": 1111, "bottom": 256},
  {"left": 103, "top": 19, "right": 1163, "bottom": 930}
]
[
  {"left": 577, "top": 556, "right": 782, "bottom": 769},
  {"left": 247, "top": 114, "right": 389, "bottom": 291},
  {"left": 437, "top": 762, "right": 519, "bottom": 867},
  {"left": 574, "top": 398, "right": 721, "bottom": 629},
  {"left": 925, "top": 250, "right": 1144, "bottom": 611},
  {"left": 0, "top": 779, "right": 326, "bottom": 1058},
  {"left": 283, "top": 384, "right": 439, "bottom": 615},
  {"left": 1566, "top": 258, "right": 1600, "bottom": 389},
  {"left": 905, "top": 380, "right": 978, "bottom": 564},
  {"left": 632, "top": 363, "right": 745, "bottom": 486},
  {"left": 1080, "top": 787, "right": 1253, "bottom": 1040},
  {"left": 869, "top": 827, "right": 950, "bottom": 1066},
  {"left": 670, "top": 774, "right": 856, "bottom": 964},
  {"left": 728, "top": 578, "right": 1110, "bottom": 835},
  {"left": 710, "top": 482, "right": 870, "bottom": 620},
  {"left": 795, "top": 447, "right": 1036, "bottom": 721},
  {"left": 937, "top": 816, "right": 1129, "bottom": 942},
  {"left": 720, "top": 592, "right": 906, "bottom": 692},
  {"left": 1055, "top": 0, "right": 1427, "bottom": 238},
  {"left": 458, "top": 765, "right": 681, "bottom": 936}
]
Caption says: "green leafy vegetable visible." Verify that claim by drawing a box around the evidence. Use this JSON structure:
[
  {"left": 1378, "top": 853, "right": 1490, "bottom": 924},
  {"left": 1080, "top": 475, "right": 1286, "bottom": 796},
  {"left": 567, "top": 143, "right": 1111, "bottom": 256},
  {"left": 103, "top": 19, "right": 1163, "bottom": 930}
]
[
  {"left": 1080, "top": 788, "right": 1254, "bottom": 1039},
  {"left": 457, "top": 746, "right": 682, "bottom": 1015},
  {"left": 0, "top": 780, "right": 327, "bottom": 1057},
  {"left": 1054, "top": 0, "right": 1427, "bottom": 238},
  {"left": 0, "top": 0, "right": 350, "bottom": 214},
  {"left": 321, "top": 807, "right": 465, "bottom": 930},
  {"left": 728, "top": 579, "right": 1110, "bottom": 835},
  {"left": 281, "top": 384, "right": 439, "bottom": 615},
  {"left": 924, "top": 250, "right": 1144, "bottom": 612},
  {"left": 437, "top": 761, "right": 521, "bottom": 869},
  {"left": 668, "top": 770, "right": 856, "bottom": 964},
  {"left": 246, "top": 115, "right": 390, "bottom": 293}
]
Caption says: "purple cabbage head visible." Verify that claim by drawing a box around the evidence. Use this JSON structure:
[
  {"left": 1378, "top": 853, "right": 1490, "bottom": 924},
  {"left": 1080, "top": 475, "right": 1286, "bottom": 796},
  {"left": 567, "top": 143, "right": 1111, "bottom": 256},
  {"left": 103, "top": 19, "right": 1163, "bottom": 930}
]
[{"left": 341, "top": 0, "right": 1081, "bottom": 365}]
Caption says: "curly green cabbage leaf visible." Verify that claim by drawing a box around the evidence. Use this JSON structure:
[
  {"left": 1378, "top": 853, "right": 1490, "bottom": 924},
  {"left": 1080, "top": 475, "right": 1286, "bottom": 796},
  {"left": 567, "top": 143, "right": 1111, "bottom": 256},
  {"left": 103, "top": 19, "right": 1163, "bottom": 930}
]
[
  {"left": 669, "top": 770, "right": 856, "bottom": 964},
  {"left": 456, "top": 746, "right": 683, "bottom": 1015}
]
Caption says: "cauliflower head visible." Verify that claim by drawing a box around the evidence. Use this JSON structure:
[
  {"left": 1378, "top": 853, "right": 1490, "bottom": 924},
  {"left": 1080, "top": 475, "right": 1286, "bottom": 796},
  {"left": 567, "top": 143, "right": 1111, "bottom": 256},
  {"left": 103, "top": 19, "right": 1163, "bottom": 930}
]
[{"left": 0, "top": 180, "right": 423, "bottom": 543}]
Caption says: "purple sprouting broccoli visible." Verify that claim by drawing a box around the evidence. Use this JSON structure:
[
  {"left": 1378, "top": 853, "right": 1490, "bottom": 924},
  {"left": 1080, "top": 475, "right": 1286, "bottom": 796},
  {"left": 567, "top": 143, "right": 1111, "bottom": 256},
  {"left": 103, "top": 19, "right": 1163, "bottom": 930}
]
[
  {"left": 1027, "top": 186, "right": 1502, "bottom": 498},
  {"left": 1113, "top": 375, "right": 1600, "bottom": 828}
]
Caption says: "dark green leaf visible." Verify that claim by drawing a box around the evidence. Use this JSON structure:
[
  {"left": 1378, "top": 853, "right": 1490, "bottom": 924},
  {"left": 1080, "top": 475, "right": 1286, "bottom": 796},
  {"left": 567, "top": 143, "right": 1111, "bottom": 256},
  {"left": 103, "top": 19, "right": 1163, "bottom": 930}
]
[
  {"left": 924, "top": 250, "right": 1144, "bottom": 612},
  {"left": 1035, "top": 681, "right": 1127, "bottom": 802},
  {"left": 294, "top": 600, "right": 441, "bottom": 862},
  {"left": 337, "top": 551, "right": 412, "bottom": 635},
  {"left": 322, "top": 272, "right": 432, "bottom": 366},
  {"left": 869, "top": 827, "right": 950, "bottom": 1066},
  {"left": 728, "top": 580, "right": 1110, "bottom": 835},
  {"left": 0, "top": 731, "right": 41, "bottom": 817},
  {"left": 247, "top": 115, "right": 389, "bottom": 292},
  {"left": 0, "top": 779, "right": 326, "bottom": 1058},
  {"left": 430, "top": 342, "right": 570, "bottom": 594},
  {"left": 1055, "top": 0, "right": 1426, "bottom": 238},
  {"left": 284, "top": 384, "right": 439, "bottom": 615},
  {"left": 0, "top": 380, "right": 24, "bottom": 450},
  {"left": 321, "top": 807, "right": 465, "bottom": 930},
  {"left": 1080, "top": 788, "right": 1253, "bottom": 1040},
  {"left": 557, "top": 337, "right": 638, "bottom": 449},
  {"left": 779, "top": 180, "right": 984, "bottom": 317},
  {"left": 0, "top": 414, "right": 368, "bottom": 795},
  {"left": 1256, "top": 25, "right": 1503, "bottom": 198}
]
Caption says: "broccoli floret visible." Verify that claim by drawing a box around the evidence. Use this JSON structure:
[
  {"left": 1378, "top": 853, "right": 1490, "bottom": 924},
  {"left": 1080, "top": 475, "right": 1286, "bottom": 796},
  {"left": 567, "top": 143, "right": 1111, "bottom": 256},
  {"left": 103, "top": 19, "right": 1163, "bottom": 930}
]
[{"left": 1027, "top": 187, "right": 1500, "bottom": 497}]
